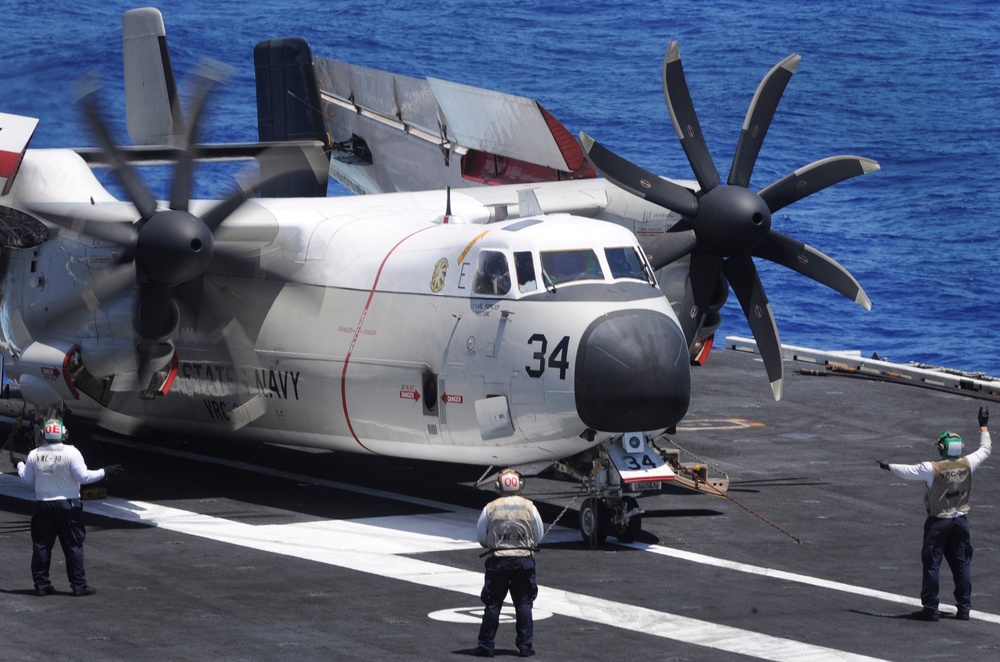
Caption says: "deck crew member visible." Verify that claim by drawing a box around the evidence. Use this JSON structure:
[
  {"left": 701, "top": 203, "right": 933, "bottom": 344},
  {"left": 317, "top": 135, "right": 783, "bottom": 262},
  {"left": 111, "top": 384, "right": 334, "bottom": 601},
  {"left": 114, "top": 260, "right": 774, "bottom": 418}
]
[
  {"left": 16, "top": 418, "right": 123, "bottom": 597},
  {"left": 877, "top": 407, "right": 991, "bottom": 621},
  {"left": 475, "top": 469, "right": 544, "bottom": 658}
]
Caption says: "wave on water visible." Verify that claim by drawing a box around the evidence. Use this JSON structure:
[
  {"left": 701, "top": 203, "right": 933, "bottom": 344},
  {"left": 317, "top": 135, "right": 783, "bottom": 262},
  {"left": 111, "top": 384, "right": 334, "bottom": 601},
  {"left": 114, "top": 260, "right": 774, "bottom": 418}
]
[{"left": 3, "top": 0, "right": 998, "bottom": 375}]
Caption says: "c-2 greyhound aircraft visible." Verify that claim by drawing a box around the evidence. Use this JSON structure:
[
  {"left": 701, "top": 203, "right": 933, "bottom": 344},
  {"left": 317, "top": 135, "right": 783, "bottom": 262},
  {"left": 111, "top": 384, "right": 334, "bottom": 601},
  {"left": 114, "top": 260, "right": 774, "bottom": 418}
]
[{"left": 0, "top": 8, "right": 877, "bottom": 545}]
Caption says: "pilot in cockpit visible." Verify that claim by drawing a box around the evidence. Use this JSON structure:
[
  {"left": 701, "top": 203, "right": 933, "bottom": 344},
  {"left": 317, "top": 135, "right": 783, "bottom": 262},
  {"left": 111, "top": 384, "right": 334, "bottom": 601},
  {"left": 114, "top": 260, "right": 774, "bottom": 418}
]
[{"left": 475, "top": 252, "right": 511, "bottom": 296}]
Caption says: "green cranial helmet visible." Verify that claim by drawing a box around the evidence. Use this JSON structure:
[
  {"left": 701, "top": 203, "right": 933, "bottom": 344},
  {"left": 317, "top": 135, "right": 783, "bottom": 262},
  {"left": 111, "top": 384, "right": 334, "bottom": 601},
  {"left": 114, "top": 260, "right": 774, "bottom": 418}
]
[
  {"left": 43, "top": 419, "right": 68, "bottom": 442},
  {"left": 937, "top": 431, "right": 963, "bottom": 459}
]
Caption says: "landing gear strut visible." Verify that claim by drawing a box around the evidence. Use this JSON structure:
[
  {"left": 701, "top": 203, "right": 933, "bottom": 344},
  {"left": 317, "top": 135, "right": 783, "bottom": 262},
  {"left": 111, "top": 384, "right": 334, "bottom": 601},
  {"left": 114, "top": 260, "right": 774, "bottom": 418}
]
[{"left": 610, "top": 495, "right": 642, "bottom": 543}]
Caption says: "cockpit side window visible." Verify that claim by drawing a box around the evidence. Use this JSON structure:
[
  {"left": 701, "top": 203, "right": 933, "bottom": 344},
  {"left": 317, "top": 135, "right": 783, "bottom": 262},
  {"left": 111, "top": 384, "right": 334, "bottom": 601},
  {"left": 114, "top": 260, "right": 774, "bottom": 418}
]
[
  {"left": 474, "top": 251, "right": 511, "bottom": 296},
  {"left": 514, "top": 251, "right": 537, "bottom": 293},
  {"left": 605, "top": 246, "right": 651, "bottom": 282},
  {"left": 539, "top": 249, "right": 603, "bottom": 286}
]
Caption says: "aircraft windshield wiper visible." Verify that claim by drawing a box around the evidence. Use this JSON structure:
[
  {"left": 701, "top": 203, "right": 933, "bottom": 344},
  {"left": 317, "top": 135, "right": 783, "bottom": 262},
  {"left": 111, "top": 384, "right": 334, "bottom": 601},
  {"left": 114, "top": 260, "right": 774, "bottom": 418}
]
[{"left": 542, "top": 269, "right": 557, "bottom": 293}]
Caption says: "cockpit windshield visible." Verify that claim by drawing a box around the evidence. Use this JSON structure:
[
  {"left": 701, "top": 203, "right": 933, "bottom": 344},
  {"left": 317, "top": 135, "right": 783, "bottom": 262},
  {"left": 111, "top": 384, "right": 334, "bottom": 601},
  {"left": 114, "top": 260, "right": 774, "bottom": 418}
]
[
  {"left": 604, "top": 246, "right": 651, "bottom": 282},
  {"left": 474, "top": 245, "right": 653, "bottom": 297},
  {"left": 539, "top": 249, "right": 603, "bottom": 286}
]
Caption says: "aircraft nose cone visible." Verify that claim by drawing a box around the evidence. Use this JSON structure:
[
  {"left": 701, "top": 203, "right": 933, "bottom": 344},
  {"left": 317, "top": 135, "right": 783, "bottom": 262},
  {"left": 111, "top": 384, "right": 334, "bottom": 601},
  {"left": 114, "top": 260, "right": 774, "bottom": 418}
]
[{"left": 575, "top": 310, "right": 691, "bottom": 431}]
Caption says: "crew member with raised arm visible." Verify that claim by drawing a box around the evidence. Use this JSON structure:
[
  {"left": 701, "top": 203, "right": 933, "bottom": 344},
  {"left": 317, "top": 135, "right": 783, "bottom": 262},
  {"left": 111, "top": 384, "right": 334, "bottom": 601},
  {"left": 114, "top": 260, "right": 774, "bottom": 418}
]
[{"left": 878, "top": 407, "right": 991, "bottom": 621}]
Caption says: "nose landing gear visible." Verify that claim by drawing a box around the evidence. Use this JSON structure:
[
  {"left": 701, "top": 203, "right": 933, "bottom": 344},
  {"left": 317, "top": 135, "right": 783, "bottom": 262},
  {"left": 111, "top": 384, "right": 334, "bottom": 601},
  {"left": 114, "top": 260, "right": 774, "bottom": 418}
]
[{"left": 556, "top": 433, "right": 727, "bottom": 548}]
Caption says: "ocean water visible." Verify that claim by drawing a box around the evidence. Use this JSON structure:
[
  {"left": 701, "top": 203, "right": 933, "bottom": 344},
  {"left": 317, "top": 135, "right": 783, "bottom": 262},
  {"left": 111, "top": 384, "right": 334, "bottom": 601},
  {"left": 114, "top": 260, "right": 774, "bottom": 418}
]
[{"left": 3, "top": 0, "right": 999, "bottom": 375}]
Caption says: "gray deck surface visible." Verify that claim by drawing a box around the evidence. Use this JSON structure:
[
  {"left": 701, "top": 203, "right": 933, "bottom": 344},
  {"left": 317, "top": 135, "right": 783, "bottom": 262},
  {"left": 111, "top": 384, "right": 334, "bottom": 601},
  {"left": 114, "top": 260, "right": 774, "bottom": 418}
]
[{"left": 2, "top": 347, "right": 998, "bottom": 661}]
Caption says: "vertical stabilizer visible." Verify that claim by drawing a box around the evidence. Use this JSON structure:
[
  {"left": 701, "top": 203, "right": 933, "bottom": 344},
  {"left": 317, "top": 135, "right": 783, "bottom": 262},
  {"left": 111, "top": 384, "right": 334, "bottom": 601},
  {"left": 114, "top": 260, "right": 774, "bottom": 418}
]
[
  {"left": 123, "top": 7, "right": 184, "bottom": 145},
  {"left": 254, "top": 38, "right": 330, "bottom": 197}
]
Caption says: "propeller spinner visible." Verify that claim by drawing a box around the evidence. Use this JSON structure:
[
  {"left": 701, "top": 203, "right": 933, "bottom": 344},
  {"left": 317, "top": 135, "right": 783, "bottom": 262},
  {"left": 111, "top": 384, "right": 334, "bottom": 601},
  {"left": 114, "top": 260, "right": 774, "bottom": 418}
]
[{"left": 579, "top": 41, "right": 879, "bottom": 400}]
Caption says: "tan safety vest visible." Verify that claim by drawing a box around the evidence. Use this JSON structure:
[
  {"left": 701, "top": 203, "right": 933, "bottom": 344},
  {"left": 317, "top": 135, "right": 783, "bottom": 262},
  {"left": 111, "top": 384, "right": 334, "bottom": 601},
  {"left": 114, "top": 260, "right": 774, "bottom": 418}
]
[
  {"left": 485, "top": 495, "right": 538, "bottom": 557},
  {"left": 925, "top": 457, "right": 973, "bottom": 517}
]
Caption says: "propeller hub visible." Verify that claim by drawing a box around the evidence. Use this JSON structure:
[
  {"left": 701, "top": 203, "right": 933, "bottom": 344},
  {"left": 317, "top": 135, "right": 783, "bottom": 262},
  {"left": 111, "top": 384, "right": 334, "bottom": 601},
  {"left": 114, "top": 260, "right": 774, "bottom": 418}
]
[
  {"left": 134, "top": 210, "right": 216, "bottom": 286},
  {"left": 694, "top": 186, "right": 771, "bottom": 257}
]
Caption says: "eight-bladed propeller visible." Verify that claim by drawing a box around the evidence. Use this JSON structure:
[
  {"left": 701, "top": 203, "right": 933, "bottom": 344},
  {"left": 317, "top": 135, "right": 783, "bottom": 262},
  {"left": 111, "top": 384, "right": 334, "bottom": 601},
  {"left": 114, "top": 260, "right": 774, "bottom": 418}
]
[
  {"left": 579, "top": 41, "right": 879, "bottom": 400},
  {"left": 29, "top": 67, "right": 310, "bottom": 401}
]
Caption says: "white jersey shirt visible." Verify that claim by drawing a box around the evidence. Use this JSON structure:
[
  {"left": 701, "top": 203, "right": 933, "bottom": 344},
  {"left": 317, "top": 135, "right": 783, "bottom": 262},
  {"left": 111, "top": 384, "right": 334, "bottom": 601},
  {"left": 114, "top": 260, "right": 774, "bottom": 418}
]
[{"left": 18, "top": 442, "right": 106, "bottom": 501}]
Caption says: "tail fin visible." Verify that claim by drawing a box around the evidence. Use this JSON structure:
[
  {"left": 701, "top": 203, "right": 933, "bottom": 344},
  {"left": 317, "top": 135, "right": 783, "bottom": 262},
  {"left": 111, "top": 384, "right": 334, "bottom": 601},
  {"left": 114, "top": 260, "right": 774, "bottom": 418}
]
[
  {"left": 254, "top": 38, "right": 330, "bottom": 197},
  {"left": 123, "top": 7, "right": 184, "bottom": 146}
]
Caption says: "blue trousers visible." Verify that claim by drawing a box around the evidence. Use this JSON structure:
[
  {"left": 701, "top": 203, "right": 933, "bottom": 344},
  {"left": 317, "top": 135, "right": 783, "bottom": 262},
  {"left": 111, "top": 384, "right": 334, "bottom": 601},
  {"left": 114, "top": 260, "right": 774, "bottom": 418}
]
[
  {"left": 478, "top": 556, "right": 537, "bottom": 652},
  {"left": 31, "top": 499, "right": 88, "bottom": 592},
  {"left": 921, "top": 515, "right": 972, "bottom": 612}
]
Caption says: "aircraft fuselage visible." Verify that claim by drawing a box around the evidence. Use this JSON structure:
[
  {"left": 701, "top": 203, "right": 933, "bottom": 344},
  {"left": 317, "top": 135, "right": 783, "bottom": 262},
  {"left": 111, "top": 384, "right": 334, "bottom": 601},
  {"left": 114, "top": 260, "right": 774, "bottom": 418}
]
[{"left": 1, "top": 155, "right": 691, "bottom": 465}]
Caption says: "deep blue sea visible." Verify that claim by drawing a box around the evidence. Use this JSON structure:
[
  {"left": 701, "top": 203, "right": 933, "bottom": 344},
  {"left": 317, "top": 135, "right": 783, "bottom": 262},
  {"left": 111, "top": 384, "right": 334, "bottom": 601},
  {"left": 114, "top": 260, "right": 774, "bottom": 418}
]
[{"left": 3, "top": 1, "right": 999, "bottom": 375}]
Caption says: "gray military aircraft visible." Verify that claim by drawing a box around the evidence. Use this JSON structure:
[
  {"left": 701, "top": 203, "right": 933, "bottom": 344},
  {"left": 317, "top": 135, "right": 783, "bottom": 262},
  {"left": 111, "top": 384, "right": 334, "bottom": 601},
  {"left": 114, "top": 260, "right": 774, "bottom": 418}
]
[{"left": 0, "top": 8, "right": 876, "bottom": 545}]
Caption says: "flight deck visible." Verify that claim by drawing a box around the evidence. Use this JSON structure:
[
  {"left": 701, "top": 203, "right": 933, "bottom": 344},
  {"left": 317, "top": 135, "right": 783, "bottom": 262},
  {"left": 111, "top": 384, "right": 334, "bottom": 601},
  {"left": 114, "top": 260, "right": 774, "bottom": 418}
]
[{"left": 2, "top": 346, "right": 999, "bottom": 661}]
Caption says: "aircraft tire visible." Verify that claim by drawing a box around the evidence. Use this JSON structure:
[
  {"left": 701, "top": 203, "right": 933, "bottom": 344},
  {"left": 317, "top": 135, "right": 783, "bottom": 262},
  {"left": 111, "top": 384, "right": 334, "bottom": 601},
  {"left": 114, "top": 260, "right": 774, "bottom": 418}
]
[{"left": 579, "top": 498, "right": 608, "bottom": 548}]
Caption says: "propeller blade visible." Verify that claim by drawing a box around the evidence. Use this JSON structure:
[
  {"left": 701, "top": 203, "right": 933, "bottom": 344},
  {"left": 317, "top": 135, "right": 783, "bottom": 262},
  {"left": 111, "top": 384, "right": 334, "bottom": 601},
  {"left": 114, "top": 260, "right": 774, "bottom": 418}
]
[
  {"left": 578, "top": 132, "right": 699, "bottom": 217},
  {"left": 677, "top": 251, "right": 723, "bottom": 349},
  {"left": 75, "top": 76, "right": 159, "bottom": 220},
  {"left": 38, "top": 261, "right": 136, "bottom": 331},
  {"left": 133, "top": 282, "right": 178, "bottom": 394},
  {"left": 170, "top": 61, "right": 230, "bottom": 211},
  {"left": 96, "top": 406, "right": 143, "bottom": 436},
  {"left": 662, "top": 41, "right": 720, "bottom": 193},
  {"left": 729, "top": 53, "right": 801, "bottom": 188},
  {"left": 646, "top": 227, "right": 697, "bottom": 271},
  {"left": 759, "top": 155, "right": 880, "bottom": 213},
  {"left": 753, "top": 231, "right": 872, "bottom": 310},
  {"left": 197, "top": 279, "right": 268, "bottom": 430},
  {"left": 136, "top": 339, "right": 174, "bottom": 396},
  {"left": 26, "top": 206, "right": 138, "bottom": 248},
  {"left": 722, "top": 255, "right": 783, "bottom": 400},
  {"left": 201, "top": 145, "right": 319, "bottom": 232},
  {"left": 133, "top": 282, "right": 179, "bottom": 347}
]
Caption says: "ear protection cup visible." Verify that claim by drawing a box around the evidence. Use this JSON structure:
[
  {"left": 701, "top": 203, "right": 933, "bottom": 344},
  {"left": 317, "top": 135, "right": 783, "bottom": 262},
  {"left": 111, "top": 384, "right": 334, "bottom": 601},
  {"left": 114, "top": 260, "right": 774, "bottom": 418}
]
[{"left": 497, "top": 469, "right": 524, "bottom": 493}]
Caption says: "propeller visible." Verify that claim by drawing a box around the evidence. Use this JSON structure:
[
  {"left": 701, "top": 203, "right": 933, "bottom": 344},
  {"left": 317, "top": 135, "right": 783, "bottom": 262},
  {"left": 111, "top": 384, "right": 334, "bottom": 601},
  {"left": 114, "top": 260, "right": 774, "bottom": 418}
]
[
  {"left": 579, "top": 41, "right": 879, "bottom": 400},
  {"left": 29, "top": 67, "right": 312, "bottom": 403}
]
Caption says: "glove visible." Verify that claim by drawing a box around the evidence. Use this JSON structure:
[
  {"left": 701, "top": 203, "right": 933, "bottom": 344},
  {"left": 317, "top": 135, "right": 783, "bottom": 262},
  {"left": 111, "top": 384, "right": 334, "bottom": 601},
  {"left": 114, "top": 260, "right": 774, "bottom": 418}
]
[
  {"left": 103, "top": 464, "right": 124, "bottom": 477},
  {"left": 877, "top": 460, "right": 890, "bottom": 471},
  {"left": 979, "top": 406, "right": 989, "bottom": 427}
]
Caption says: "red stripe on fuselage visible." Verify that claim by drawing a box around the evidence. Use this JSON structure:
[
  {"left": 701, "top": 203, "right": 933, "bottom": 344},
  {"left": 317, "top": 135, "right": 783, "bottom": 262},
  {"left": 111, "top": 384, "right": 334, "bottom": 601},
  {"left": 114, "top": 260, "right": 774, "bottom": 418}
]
[{"left": 341, "top": 226, "right": 435, "bottom": 452}]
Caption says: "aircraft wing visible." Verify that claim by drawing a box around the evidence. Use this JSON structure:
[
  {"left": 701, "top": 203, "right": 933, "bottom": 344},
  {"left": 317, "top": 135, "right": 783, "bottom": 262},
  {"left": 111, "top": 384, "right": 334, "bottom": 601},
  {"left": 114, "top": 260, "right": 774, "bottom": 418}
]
[{"left": 314, "top": 59, "right": 595, "bottom": 194}]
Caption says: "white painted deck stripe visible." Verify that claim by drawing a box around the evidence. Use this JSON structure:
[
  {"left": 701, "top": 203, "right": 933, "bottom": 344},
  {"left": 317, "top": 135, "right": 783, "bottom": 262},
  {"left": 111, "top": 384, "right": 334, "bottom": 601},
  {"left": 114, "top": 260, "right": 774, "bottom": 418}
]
[{"left": 3, "top": 474, "right": 888, "bottom": 661}]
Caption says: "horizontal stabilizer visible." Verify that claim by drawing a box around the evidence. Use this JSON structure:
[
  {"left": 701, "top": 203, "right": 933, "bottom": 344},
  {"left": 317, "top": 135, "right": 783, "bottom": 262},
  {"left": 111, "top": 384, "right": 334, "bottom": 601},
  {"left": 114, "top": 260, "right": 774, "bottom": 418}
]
[{"left": 75, "top": 140, "right": 326, "bottom": 166}]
